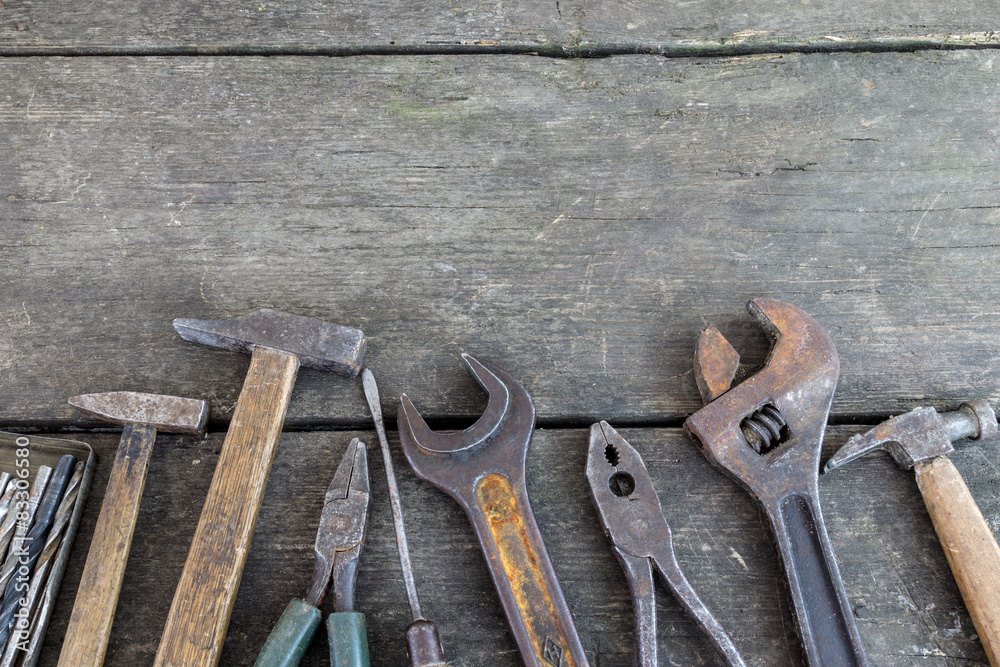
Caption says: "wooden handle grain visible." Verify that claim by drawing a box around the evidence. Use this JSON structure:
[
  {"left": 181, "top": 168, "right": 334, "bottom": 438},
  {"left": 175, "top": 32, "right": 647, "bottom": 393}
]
[
  {"left": 58, "top": 422, "right": 157, "bottom": 667},
  {"left": 155, "top": 345, "right": 299, "bottom": 667},
  {"left": 915, "top": 456, "right": 1000, "bottom": 666}
]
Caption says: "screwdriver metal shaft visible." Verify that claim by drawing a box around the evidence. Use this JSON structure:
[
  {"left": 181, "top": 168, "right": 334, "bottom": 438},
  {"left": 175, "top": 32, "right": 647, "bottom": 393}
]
[{"left": 362, "top": 369, "right": 447, "bottom": 667}]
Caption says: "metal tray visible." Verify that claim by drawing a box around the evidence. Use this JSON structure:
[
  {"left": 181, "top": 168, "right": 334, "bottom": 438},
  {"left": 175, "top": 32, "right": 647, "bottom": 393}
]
[{"left": 0, "top": 432, "right": 94, "bottom": 667}]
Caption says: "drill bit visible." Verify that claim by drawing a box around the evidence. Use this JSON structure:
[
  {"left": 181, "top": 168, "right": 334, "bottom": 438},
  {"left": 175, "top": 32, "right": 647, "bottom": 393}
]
[
  {"left": 0, "top": 455, "right": 75, "bottom": 647},
  {"left": 0, "top": 461, "right": 85, "bottom": 665},
  {"left": 0, "top": 467, "right": 52, "bottom": 582},
  {"left": 0, "top": 480, "right": 18, "bottom": 538},
  {"left": 362, "top": 369, "right": 447, "bottom": 667}
]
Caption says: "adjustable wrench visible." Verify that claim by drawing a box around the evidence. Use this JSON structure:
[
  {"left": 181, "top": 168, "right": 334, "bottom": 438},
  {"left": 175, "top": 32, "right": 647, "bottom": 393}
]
[
  {"left": 398, "top": 354, "right": 589, "bottom": 667},
  {"left": 684, "top": 298, "right": 868, "bottom": 666}
]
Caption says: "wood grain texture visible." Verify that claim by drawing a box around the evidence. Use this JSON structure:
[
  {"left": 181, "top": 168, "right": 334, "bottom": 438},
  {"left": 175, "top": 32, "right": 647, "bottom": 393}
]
[
  {"left": 2, "top": 53, "right": 1000, "bottom": 428},
  {"left": 0, "top": 0, "right": 998, "bottom": 53},
  {"left": 57, "top": 422, "right": 157, "bottom": 667},
  {"left": 35, "top": 426, "right": 1000, "bottom": 666},
  {"left": 915, "top": 456, "right": 1000, "bottom": 666},
  {"left": 155, "top": 345, "right": 299, "bottom": 667}
]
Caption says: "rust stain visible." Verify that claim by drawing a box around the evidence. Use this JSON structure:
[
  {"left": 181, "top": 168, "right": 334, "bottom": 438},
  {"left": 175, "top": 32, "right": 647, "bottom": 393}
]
[{"left": 476, "top": 474, "right": 576, "bottom": 667}]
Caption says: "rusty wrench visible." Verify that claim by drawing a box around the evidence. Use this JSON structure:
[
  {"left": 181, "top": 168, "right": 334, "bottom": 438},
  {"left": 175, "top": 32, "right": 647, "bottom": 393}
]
[
  {"left": 398, "top": 354, "right": 589, "bottom": 667},
  {"left": 684, "top": 298, "right": 868, "bottom": 666}
]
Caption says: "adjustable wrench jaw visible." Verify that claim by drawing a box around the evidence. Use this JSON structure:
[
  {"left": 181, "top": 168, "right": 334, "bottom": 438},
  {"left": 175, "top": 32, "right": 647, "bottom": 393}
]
[{"left": 685, "top": 297, "right": 840, "bottom": 502}]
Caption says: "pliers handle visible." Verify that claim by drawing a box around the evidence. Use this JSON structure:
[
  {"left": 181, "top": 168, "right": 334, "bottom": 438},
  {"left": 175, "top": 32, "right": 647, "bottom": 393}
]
[{"left": 255, "top": 438, "right": 371, "bottom": 667}]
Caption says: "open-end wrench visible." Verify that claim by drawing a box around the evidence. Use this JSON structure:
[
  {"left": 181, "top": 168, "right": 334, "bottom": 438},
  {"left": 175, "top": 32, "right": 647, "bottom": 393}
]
[
  {"left": 398, "top": 354, "right": 589, "bottom": 667},
  {"left": 684, "top": 298, "right": 868, "bottom": 667}
]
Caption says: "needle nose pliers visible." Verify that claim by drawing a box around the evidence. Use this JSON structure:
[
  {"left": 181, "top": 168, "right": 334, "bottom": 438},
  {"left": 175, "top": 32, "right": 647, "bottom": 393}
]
[{"left": 255, "top": 437, "right": 371, "bottom": 667}]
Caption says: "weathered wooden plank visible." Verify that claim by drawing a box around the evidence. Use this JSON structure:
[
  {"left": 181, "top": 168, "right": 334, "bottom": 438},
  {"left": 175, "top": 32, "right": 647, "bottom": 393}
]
[
  {"left": 2, "top": 53, "right": 1000, "bottom": 427},
  {"left": 35, "top": 426, "right": 1000, "bottom": 665},
  {"left": 0, "top": 0, "right": 568, "bottom": 53},
  {"left": 0, "top": 0, "right": 998, "bottom": 53}
]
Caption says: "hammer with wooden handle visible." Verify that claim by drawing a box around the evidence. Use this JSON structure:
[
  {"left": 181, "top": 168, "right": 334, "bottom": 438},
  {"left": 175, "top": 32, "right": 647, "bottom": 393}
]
[
  {"left": 59, "top": 391, "right": 208, "bottom": 667},
  {"left": 825, "top": 400, "right": 1000, "bottom": 666},
  {"left": 156, "top": 309, "right": 365, "bottom": 667}
]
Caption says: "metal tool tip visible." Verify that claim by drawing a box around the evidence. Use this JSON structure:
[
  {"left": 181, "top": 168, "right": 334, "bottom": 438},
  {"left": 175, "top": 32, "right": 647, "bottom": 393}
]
[{"left": 362, "top": 369, "right": 379, "bottom": 401}]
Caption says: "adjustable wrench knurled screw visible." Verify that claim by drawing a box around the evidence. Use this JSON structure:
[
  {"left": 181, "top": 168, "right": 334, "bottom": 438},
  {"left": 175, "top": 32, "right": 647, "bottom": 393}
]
[{"left": 684, "top": 298, "right": 869, "bottom": 667}]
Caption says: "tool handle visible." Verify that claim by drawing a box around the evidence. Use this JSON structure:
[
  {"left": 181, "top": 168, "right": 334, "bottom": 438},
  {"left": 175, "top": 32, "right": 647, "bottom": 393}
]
[
  {"left": 770, "top": 493, "right": 868, "bottom": 667},
  {"left": 915, "top": 456, "right": 1000, "bottom": 666},
  {"left": 254, "top": 599, "right": 322, "bottom": 667},
  {"left": 405, "top": 619, "right": 448, "bottom": 667},
  {"left": 613, "top": 549, "right": 658, "bottom": 667},
  {"left": 59, "top": 423, "right": 156, "bottom": 667},
  {"left": 648, "top": 543, "right": 747, "bottom": 667},
  {"left": 156, "top": 345, "right": 300, "bottom": 667},
  {"left": 465, "top": 473, "right": 588, "bottom": 667},
  {"left": 327, "top": 611, "right": 370, "bottom": 667}
]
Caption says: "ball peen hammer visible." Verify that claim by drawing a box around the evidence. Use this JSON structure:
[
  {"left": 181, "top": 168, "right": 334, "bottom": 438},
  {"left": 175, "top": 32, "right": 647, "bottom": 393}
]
[
  {"left": 156, "top": 309, "right": 365, "bottom": 667},
  {"left": 825, "top": 400, "right": 1000, "bottom": 665},
  {"left": 59, "top": 391, "right": 208, "bottom": 667}
]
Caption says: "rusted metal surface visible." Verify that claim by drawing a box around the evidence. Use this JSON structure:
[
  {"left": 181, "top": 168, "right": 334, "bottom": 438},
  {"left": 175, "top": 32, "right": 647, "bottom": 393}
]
[
  {"left": 694, "top": 324, "right": 740, "bottom": 404},
  {"left": 397, "top": 354, "right": 589, "bottom": 667},
  {"left": 586, "top": 421, "right": 746, "bottom": 667},
  {"left": 173, "top": 308, "right": 366, "bottom": 376},
  {"left": 826, "top": 400, "right": 999, "bottom": 471},
  {"left": 684, "top": 298, "right": 868, "bottom": 667},
  {"left": 69, "top": 392, "right": 208, "bottom": 435}
]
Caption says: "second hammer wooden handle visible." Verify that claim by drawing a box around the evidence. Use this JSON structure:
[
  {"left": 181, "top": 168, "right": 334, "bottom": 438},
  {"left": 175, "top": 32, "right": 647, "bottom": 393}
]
[
  {"left": 915, "top": 456, "right": 1000, "bottom": 666},
  {"left": 59, "top": 422, "right": 156, "bottom": 667},
  {"left": 155, "top": 346, "right": 299, "bottom": 667}
]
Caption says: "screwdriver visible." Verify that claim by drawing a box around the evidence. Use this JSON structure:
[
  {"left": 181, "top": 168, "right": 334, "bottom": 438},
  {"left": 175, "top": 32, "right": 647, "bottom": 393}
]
[{"left": 362, "top": 369, "right": 448, "bottom": 667}]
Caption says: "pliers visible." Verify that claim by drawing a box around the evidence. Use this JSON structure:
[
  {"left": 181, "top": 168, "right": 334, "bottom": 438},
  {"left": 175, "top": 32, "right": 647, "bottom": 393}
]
[
  {"left": 586, "top": 422, "right": 746, "bottom": 667},
  {"left": 255, "top": 438, "right": 371, "bottom": 667}
]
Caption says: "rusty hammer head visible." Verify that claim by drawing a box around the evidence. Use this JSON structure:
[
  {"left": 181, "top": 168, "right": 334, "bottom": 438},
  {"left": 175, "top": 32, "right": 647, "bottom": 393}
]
[
  {"left": 825, "top": 399, "right": 998, "bottom": 472},
  {"left": 173, "top": 308, "right": 366, "bottom": 376},
  {"left": 69, "top": 391, "right": 208, "bottom": 435}
]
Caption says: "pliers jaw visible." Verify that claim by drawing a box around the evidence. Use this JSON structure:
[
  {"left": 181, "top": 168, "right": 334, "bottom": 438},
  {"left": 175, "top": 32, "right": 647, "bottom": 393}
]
[
  {"left": 304, "top": 438, "right": 370, "bottom": 611},
  {"left": 585, "top": 422, "right": 747, "bottom": 667},
  {"left": 585, "top": 421, "right": 671, "bottom": 560}
]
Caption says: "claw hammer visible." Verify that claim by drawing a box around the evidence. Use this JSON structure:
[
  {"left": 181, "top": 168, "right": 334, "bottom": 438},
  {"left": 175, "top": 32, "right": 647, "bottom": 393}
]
[
  {"left": 156, "top": 309, "right": 365, "bottom": 667},
  {"left": 825, "top": 400, "right": 1000, "bottom": 665}
]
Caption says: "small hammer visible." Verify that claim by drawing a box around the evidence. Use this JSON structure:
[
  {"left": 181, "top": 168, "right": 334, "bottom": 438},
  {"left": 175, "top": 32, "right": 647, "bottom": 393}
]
[
  {"left": 157, "top": 309, "right": 365, "bottom": 667},
  {"left": 59, "top": 391, "right": 208, "bottom": 667},
  {"left": 825, "top": 400, "right": 1000, "bottom": 665}
]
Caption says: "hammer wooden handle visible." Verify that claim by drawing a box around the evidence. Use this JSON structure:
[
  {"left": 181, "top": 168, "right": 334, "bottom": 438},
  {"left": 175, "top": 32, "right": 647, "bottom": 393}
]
[
  {"left": 915, "top": 456, "right": 1000, "bottom": 666},
  {"left": 59, "top": 422, "right": 157, "bottom": 667},
  {"left": 156, "top": 345, "right": 299, "bottom": 667}
]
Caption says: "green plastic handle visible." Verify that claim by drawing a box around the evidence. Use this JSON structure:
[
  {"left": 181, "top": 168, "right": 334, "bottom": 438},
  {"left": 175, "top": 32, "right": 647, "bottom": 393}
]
[
  {"left": 327, "top": 611, "right": 370, "bottom": 667},
  {"left": 254, "top": 598, "right": 322, "bottom": 667}
]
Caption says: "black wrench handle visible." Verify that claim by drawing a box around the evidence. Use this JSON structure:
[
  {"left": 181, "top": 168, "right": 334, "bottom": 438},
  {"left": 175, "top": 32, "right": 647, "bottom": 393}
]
[
  {"left": 461, "top": 473, "right": 589, "bottom": 667},
  {"left": 767, "top": 492, "right": 869, "bottom": 667}
]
